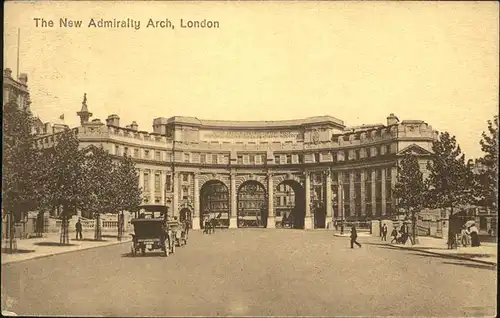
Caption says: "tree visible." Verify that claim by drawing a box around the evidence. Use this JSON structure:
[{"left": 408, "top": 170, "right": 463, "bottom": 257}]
[
  {"left": 81, "top": 146, "right": 118, "bottom": 241},
  {"left": 426, "top": 132, "right": 475, "bottom": 249},
  {"left": 113, "top": 154, "right": 143, "bottom": 240},
  {"left": 477, "top": 116, "right": 498, "bottom": 211},
  {"left": 393, "top": 153, "right": 426, "bottom": 244},
  {"left": 2, "top": 99, "right": 40, "bottom": 252},
  {"left": 37, "top": 129, "right": 87, "bottom": 244}
]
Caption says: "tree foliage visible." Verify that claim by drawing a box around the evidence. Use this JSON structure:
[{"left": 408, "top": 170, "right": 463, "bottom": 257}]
[
  {"left": 3, "top": 98, "right": 144, "bottom": 243},
  {"left": 113, "top": 154, "right": 143, "bottom": 213},
  {"left": 2, "top": 100, "right": 40, "bottom": 221},
  {"left": 426, "top": 132, "right": 475, "bottom": 212},
  {"left": 38, "top": 129, "right": 87, "bottom": 217},
  {"left": 81, "top": 146, "right": 118, "bottom": 215},
  {"left": 476, "top": 116, "right": 498, "bottom": 210},
  {"left": 394, "top": 153, "right": 426, "bottom": 243},
  {"left": 394, "top": 153, "right": 426, "bottom": 214}
]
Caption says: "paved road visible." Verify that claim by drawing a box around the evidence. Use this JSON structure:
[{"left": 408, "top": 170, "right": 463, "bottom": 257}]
[{"left": 1, "top": 229, "right": 496, "bottom": 317}]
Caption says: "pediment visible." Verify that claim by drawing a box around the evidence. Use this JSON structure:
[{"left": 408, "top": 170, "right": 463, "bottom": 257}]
[
  {"left": 397, "top": 144, "right": 432, "bottom": 156},
  {"left": 81, "top": 144, "right": 103, "bottom": 156}
]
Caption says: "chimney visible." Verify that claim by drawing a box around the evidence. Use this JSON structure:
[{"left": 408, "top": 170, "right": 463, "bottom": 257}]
[
  {"left": 106, "top": 114, "right": 120, "bottom": 127},
  {"left": 130, "top": 121, "right": 138, "bottom": 131},
  {"left": 4, "top": 68, "right": 12, "bottom": 78},
  {"left": 91, "top": 119, "right": 103, "bottom": 125},
  {"left": 387, "top": 113, "right": 399, "bottom": 126},
  {"left": 44, "top": 122, "right": 52, "bottom": 134},
  {"left": 18, "top": 73, "right": 28, "bottom": 84}
]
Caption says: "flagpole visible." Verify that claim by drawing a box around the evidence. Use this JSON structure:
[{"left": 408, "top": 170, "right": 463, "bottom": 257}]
[{"left": 17, "top": 28, "right": 20, "bottom": 79}]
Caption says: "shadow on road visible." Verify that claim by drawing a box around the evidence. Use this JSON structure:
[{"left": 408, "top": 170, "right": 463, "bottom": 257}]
[
  {"left": 34, "top": 242, "right": 77, "bottom": 247},
  {"left": 1, "top": 248, "right": 35, "bottom": 254},
  {"left": 366, "top": 242, "right": 497, "bottom": 270},
  {"left": 407, "top": 252, "right": 497, "bottom": 267},
  {"left": 77, "top": 239, "right": 109, "bottom": 242},
  {"left": 121, "top": 252, "right": 166, "bottom": 258},
  {"left": 441, "top": 261, "right": 497, "bottom": 270}
]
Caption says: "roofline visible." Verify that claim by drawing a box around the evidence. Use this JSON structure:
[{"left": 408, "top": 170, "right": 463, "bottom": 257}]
[{"left": 159, "top": 115, "right": 346, "bottom": 130}]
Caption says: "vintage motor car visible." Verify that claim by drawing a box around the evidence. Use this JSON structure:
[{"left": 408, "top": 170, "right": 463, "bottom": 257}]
[
  {"left": 130, "top": 218, "right": 174, "bottom": 257},
  {"left": 130, "top": 205, "right": 174, "bottom": 257}
]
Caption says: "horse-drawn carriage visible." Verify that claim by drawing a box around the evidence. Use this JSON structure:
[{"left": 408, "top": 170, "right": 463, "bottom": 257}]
[{"left": 129, "top": 205, "right": 188, "bottom": 257}]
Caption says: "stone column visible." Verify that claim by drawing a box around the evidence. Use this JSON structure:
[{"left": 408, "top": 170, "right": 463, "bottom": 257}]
[
  {"left": 360, "top": 170, "right": 366, "bottom": 216},
  {"left": 381, "top": 168, "right": 387, "bottom": 216},
  {"left": 160, "top": 171, "right": 166, "bottom": 205},
  {"left": 193, "top": 173, "right": 200, "bottom": 230},
  {"left": 304, "top": 172, "right": 313, "bottom": 229},
  {"left": 149, "top": 170, "right": 155, "bottom": 204},
  {"left": 138, "top": 168, "right": 145, "bottom": 204},
  {"left": 230, "top": 173, "right": 238, "bottom": 228},
  {"left": 172, "top": 172, "right": 179, "bottom": 218},
  {"left": 391, "top": 166, "right": 398, "bottom": 211},
  {"left": 371, "top": 170, "right": 376, "bottom": 216},
  {"left": 325, "top": 170, "right": 333, "bottom": 226},
  {"left": 349, "top": 171, "right": 355, "bottom": 218},
  {"left": 267, "top": 173, "right": 275, "bottom": 228},
  {"left": 337, "top": 174, "right": 342, "bottom": 220}
]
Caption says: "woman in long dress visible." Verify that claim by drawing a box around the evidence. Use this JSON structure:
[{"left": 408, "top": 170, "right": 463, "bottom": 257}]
[{"left": 469, "top": 224, "right": 480, "bottom": 247}]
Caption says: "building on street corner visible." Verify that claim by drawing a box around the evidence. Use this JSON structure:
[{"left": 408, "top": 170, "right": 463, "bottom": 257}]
[{"left": 34, "top": 94, "right": 439, "bottom": 230}]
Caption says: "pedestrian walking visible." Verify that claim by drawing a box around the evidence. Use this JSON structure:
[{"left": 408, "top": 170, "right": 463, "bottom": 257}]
[
  {"left": 390, "top": 227, "right": 398, "bottom": 243},
  {"left": 75, "top": 219, "right": 83, "bottom": 240},
  {"left": 350, "top": 225, "right": 362, "bottom": 248},
  {"left": 468, "top": 223, "right": 480, "bottom": 247},
  {"left": 400, "top": 223, "right": 409, "bottom": 245},
  {"left": 381, "top": 223, "right": 388, "bottom": 241},
  {"left": 460, "top": 226, "right": 469, "bottom": 247}
]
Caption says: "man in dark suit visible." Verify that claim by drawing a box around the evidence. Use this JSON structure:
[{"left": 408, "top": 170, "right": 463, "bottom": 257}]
[
  {"left": 350, "top": 225, "right": 362, "bottom": 248},
  {"left": 381, "top": 223, "right": 388, "bottom": 241},
  {"left": 75, "top": 219, "right": 83, "bottom": 240}
]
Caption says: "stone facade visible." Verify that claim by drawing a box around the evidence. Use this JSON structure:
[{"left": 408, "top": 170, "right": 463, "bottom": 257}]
[
  {"left": 35, "top": 98, "right": 438, "bottom": 230},
  {"left": 3, "top": 68, "right": 31, "bottom": 112}
]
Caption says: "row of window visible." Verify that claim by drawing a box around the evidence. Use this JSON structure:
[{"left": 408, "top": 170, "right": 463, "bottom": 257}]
[{"left": 113, "top": 144, "right": 393, "bottom": 164}]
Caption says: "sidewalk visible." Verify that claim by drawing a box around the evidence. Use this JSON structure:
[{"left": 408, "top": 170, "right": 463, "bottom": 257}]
[
  {"left": 389, "top": 236, "right": 497, "bottom": 266},
  {"left": 1, "top": 233, "right": 131, "bottom": 265},
  {"left": 332, "top": 230, "right": 371, "bottom": 237}
]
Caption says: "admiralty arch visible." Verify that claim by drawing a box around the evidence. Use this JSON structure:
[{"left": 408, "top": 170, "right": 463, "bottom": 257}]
[{"left": 35, "top": 96, "right": 438, "bottom": 230}]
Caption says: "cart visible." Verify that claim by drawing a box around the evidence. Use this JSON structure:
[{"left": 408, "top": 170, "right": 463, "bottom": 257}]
[{"left": 130, "top": 219, "right": 174, "bottom": 257}]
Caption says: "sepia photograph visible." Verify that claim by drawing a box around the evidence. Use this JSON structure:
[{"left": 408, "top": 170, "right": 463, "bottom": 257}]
[{"left": 2, "top": 1, "right": 498, "bottom": 317}]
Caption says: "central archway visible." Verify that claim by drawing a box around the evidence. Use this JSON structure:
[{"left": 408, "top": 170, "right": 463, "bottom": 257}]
[
  {"left": 275, "top": 180, "right": 306, "bottom": 229},
  {"left": 200, "top": 180, "right": 230, "bottom": 229},
  {"left": 237, "top": 180, "right": 267, "bottom": 228}
]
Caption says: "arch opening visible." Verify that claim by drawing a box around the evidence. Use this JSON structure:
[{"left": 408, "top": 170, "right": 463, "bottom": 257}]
[
  {"left": 237, "top": 180, "right": 267, "bottom": 228},
  {"left": 274, "top": 180, "right": 306, "bottom": 229},
  {"left": 200, "top": 180, "right": 230, "bottom": 229}
]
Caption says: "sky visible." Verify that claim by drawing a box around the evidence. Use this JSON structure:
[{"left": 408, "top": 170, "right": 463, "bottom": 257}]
[{"left": 4, "top": 1, "right": 499, "bottom": 159}]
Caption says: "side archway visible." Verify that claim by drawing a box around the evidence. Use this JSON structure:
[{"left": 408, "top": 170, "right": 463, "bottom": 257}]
[
  {"left": 199, "top": 180, "right": 230, "bottom": 229},
  {"left": 237, "top": 180, "right": 267, "bottom": 228},
  {"left": 274, "top": 179, "right": 306, "bottom": 229},
  {"left": 179, "top": 208, "right": 192, "bottom": 229}
]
